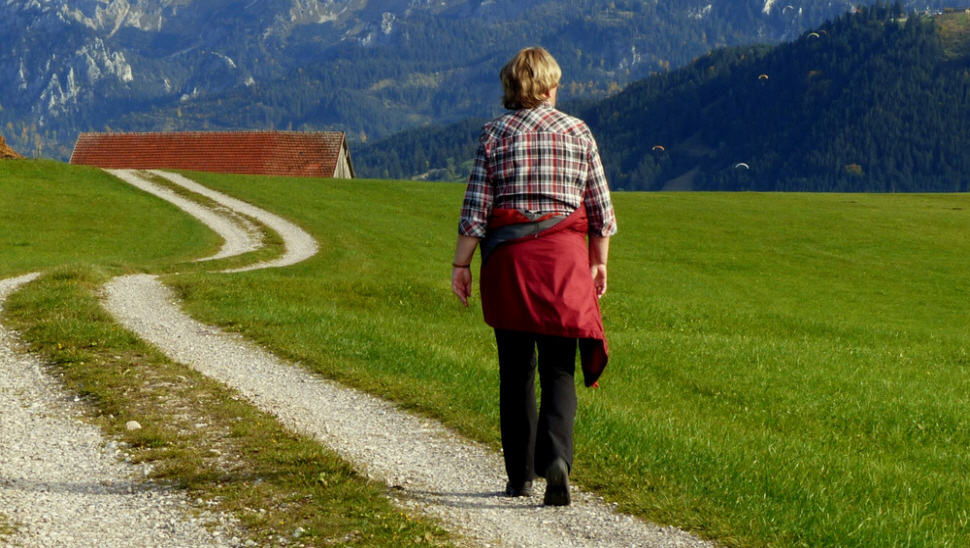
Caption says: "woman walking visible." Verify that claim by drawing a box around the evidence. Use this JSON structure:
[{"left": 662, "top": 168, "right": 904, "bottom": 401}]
[{"left": 451, "top": 47, "right": 617, "bottom": 507}]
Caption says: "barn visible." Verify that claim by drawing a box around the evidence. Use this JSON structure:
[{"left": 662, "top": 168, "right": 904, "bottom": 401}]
[{"left": 69, "top": 130, "right": 355, "bottom": 179}]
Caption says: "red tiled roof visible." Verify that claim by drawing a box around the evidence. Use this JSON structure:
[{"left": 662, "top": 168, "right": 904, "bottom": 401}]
[{"left": 69, "top": 131, "right": 353, "bottom": 178}]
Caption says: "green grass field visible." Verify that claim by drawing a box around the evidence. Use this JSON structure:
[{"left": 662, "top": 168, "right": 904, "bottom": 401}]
[
  {"left": 3, "top": 160, "right": 970, "bottom": 547},
  {"left": 0, "top": 161, "right": 220, "bottom": 276},
  {"left": 0, "top": 161, "right": 454, "bottom": 547}
]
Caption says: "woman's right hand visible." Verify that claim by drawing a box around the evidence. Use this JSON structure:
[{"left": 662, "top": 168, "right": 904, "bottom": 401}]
[
  {"left": 452, "top": 235, "right": 481, "bottom": 307},
  {"left": 591, "top": 264, "right": 607, "bottom": 298},
  {"left": 588, "top": 236, "right": 610, "bottom": 299}
]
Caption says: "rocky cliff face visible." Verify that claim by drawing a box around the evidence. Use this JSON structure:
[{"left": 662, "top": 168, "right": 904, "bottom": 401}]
[
  {"left": 3, "top": 1, "right": 135, "bottom": 116},
  {"left": 1, "top": 0, "right": 472, "bottom": 121}
]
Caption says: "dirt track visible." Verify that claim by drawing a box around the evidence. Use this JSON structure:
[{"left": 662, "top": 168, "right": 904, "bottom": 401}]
[{"left": 2, "top": 169, "right": 718, "bottom": 548}]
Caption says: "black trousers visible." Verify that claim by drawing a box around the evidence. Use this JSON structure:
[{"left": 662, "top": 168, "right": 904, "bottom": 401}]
[{"left": 495, "top": 329, "right": 577, "bottom": 485}]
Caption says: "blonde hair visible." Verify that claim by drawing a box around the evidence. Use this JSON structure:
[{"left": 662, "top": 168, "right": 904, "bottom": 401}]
[{"left": 500, "top": 47, "right": 561, "bottom": 110}]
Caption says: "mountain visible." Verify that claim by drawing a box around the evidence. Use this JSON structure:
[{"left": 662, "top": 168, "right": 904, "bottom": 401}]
[
  {"left": 0, "top": 0, "right": 940, "bottom": 160},
  {"left": 587, "top": 2, "right": 970, "bottom": 192},
  {"left": 356, "top": 2, "right": 970, "bottom": 192}
]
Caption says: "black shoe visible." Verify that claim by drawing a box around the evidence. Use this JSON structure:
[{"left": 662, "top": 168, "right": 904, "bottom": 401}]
[
  {"left": 505, "top": 480, "right": 533, "bottom": 497},
  {"left": 543, "top": 457, "right": 570, "bottom": 506}
]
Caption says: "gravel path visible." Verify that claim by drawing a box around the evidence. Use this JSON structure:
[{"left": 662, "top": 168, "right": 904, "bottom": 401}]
[
  {"left": 147, "top": 170, "right": 318, "bottom": 272},
  {"left": 0, "top": 274, "right": 239, "bottom": 548},
  {"left": 106, "top": 169, "right": 261, "bottom": 262},
  {"left": 2, "top": 169, "right": 719, "bottom": 548},
  {"left": 103, "top": 274, "right": 714, "bottom": 548}
]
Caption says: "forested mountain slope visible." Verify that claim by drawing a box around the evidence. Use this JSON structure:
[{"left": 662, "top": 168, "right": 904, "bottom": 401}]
[
  {"left": 0, "top": 0, "right": 943, "bottom": 160},
  {"left": 358, "top": 3, "right": 970, "bottom": 192}
]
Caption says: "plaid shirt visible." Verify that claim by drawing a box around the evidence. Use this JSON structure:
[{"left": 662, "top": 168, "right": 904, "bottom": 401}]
[{"left": 458, "top": 105, "right": 617, "bottom": 239}]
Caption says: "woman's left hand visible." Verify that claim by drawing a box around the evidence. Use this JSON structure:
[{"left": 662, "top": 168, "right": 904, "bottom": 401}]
[{"left": 591, "top": 264, "right": 607, "bottom": 298}]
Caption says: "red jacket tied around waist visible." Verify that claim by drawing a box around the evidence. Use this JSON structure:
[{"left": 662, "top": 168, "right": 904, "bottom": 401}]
[{"left": 480, "top": 205, "right": 608, "bottom": 387}]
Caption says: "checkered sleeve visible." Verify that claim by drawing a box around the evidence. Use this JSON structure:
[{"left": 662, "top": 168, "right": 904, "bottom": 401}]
[
  {"left": 458, "top": 140, "right": 493, "bottom": 238},
  {"left": 583, "top": 140, "right": 617, "bottom": 237}
]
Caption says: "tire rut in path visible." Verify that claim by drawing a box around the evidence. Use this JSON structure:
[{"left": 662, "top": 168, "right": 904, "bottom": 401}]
[
  {"left": 146, "top": 170, "right": 318, "bottom": 272},
  {"left": 0, "top": 274, "right": 237, "bottom": 548},
  {"left": 105, "top": 169, "right": 261, "bottom": 262}
]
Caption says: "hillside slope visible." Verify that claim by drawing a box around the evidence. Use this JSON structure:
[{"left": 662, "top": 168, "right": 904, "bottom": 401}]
[
  {"left": 586, "top": 4, "right": 970, "bottom": 191},
  {"left": 358, "top": 3, "right": 970, "bottom": 192}
]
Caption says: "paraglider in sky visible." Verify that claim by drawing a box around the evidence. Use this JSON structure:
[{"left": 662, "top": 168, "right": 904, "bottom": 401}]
[
  {"left": 735, "top": 162, "right": 750, "bottom": 170},
  {"left": 758, "top": 74, "right": 769, "bottom": 83},
  {"left": 652, "top": 145, "right": 665, "bottom": 152},
  {"left": 808, "top": 32, "right": 821, "bottom": 39}
]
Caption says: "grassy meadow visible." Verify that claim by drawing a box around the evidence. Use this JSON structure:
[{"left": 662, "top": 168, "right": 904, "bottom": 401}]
[
  {"left": 0, "top": 160, "right": 221, "bottom": 276},
  {"left": 3, "top": 159, "right": 970, "bottom": 547},
  {"left": 0, "top": 161, "right": 455, "bottom": 547}
]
